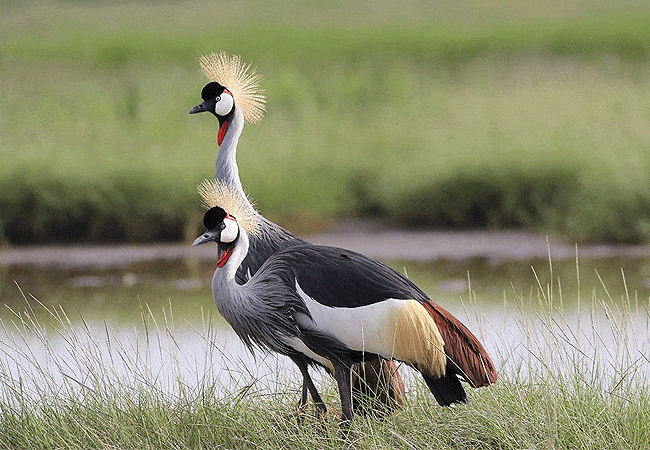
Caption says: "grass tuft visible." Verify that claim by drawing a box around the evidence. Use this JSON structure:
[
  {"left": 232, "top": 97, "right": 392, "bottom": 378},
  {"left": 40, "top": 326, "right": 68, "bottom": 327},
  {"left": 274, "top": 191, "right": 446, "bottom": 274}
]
[{"left": 1, "top": 264, "right": 649, "bottom": 448}]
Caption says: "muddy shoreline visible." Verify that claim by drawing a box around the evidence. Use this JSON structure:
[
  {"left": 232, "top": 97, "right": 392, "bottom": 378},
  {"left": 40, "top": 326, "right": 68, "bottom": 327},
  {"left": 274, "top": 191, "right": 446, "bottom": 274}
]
[{"left": 2, "top": 229, "right": 648, "bottom": 269}]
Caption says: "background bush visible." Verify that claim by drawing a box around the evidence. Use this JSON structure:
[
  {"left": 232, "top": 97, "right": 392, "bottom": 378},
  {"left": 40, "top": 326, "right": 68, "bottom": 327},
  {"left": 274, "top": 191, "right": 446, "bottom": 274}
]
[{"left": 2, "top": 0, "right": 650, "bottom": 244}]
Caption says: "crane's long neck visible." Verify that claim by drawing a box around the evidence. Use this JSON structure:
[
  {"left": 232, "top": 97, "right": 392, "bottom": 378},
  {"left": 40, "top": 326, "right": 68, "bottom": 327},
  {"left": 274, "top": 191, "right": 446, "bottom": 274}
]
[
  {"left": 215, "top": 107, "right": 246, "bottom": 198},
  {"left": 210, "top": 229, "right": 265, "bottom": 350},
  {"left": 212, "top": 229, "right": 251, "bottom": 297}
]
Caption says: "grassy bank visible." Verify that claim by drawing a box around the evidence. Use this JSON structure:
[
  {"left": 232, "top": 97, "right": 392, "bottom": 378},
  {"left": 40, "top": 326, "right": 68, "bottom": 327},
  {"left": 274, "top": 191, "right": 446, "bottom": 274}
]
[
  {"left": 2, "top": 1, "right": 650, "bottom": 243},
  {"left": 1, "top": 270, "right": 648, "bottom": 448}
]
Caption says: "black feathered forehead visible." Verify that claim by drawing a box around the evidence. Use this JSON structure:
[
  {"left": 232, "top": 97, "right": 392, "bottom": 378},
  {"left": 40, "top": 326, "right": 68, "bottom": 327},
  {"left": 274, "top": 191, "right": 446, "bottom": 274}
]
[
  {"left": 203, "top": 206, "right": 227, "bottom": 229},
  {"left": 201, "top": 82, "right": 227, "bottom": 101}
]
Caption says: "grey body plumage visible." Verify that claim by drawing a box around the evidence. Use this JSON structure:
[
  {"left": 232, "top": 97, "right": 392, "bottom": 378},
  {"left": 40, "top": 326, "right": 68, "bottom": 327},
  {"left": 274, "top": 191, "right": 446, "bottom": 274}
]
[
  {"left": 194, "top": 207, "right": 497, "bottom": 422},
  {"left": 211, "top": 231, "right": 367, "bottom": 369},
  {"left": 240, "top": 217, "right": 306, "bottom": 282}
]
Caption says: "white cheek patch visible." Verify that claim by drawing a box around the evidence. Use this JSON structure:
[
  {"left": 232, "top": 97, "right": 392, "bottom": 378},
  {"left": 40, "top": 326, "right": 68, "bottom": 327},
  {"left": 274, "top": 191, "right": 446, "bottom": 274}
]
[
  {"left": 220, "top": 217, "right": 239, "bottom": 243},
  {"left": 215, "top": 93, "right": 234, "bottom": 116}
]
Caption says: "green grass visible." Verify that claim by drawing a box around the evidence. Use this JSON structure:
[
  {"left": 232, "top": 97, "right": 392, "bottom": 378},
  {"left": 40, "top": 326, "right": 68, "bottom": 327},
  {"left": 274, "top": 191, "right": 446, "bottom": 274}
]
[
  {"left": 3, "top": 1, "right": 650, "bottom": 243},
  {"left": 1, "top": 267, "right": 649, "bottom": 449}
]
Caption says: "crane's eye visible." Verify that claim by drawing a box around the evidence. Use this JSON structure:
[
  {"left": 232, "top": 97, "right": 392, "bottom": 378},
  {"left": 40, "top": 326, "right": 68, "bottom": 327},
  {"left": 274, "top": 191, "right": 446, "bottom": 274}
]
[{"left": 219, "top": 222, "right": 226, "bottom": 230}]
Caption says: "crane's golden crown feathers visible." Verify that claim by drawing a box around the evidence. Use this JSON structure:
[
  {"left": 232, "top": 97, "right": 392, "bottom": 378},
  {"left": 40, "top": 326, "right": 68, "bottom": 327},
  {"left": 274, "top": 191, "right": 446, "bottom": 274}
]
[
  {"left": 197, "top": 179, "right": 261, "bottom": 236},
  {"left": 199, "top": 52, "right": 266, "bottom": 124}
]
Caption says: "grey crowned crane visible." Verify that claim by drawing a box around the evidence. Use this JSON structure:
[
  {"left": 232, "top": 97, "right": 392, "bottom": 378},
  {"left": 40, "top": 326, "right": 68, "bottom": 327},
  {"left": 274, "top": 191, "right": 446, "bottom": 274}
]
[
  {"left": 189, "top": 53, "right": 406, "bottom": 414},
  {"left": 193, "top": 181, "right": 497, "bottom": 423}
]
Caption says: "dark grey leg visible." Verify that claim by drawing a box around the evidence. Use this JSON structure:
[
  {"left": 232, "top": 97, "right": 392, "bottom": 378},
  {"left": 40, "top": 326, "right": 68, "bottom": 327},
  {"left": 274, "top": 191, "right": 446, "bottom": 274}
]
[
  {"left": 299, "top": 381, "right": 308, "bottom": 410},
  {"left": 290, "top": 355, "right": 327, "bottom": 416},
  {"left": 333, "top": 362, "right": 354, "bottom": 423}
]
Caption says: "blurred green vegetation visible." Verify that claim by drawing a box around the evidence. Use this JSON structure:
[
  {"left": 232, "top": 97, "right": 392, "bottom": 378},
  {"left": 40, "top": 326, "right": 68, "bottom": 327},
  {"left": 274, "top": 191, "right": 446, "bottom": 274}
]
[{"left": 2, "top": 0, "right": 650, "bottom": 244}]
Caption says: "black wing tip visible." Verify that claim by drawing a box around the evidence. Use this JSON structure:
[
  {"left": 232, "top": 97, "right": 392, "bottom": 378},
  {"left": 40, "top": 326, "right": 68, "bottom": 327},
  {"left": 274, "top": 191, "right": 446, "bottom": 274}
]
[{"left": 422, "top": 372, "right": 468, "bottom": 407}]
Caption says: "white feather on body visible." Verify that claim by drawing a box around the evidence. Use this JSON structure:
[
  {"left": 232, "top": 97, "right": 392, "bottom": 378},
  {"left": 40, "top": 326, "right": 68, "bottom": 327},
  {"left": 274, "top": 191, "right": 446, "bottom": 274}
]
[{"left": 295, "top": 282, "right": 447, "bottom": 377}]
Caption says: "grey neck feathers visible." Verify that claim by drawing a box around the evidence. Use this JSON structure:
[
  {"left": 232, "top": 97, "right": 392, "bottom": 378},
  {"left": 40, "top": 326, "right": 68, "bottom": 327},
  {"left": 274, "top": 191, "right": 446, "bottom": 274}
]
[
  {"left": 214, "top": 107, "right": 246, "bottom": 199},
  {"left": 209, "top": 227, "right": 300, "bottom": 356},
  {"left": 214, "top": 229, "right": 249, "bottom": 288},
  {"left": 210, "top": 228, "right": 264, "bottom": 350},
  {"left": 212, "top": 103, "right": 302, "bottom": 285}
]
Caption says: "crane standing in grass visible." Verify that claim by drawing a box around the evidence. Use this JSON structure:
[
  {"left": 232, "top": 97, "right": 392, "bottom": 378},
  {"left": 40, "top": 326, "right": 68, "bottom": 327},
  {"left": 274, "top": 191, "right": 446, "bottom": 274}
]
[
  {"left": 192, "top": 182, "right": 497, "bottom": 422},
  {"left": 189, "top": 53, "right": 405, "bottom": 414}
]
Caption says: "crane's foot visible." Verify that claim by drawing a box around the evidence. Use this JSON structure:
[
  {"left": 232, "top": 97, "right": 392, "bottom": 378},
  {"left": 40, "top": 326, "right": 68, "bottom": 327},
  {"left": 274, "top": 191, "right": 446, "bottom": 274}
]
[
  {"left": 295, "top": 399, "right": 328, "bottom": 425},
  {"left": 314, "top": 400, "right": 327, "bottom": 419}
]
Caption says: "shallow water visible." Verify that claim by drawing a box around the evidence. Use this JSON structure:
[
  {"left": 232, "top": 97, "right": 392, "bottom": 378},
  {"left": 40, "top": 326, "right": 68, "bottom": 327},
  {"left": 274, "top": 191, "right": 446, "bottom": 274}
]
[
  {"left": 1, "top": 246, "right": 650, "bottom": 403},
  {"left": 3, "top": 250, "right": 650, "bottom": 322},
  {"left": 1, "top": 290, "right": 647, "bottom": 406}
]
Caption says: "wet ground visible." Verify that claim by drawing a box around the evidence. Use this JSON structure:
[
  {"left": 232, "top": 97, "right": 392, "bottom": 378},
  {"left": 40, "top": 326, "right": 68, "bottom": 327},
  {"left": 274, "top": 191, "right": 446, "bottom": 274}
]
[
  {"left": 2, "top": 228, "right": 649, "bottom": 400},
  {"left": 2, "top": 228, "right": 648, "bottom": 269}
]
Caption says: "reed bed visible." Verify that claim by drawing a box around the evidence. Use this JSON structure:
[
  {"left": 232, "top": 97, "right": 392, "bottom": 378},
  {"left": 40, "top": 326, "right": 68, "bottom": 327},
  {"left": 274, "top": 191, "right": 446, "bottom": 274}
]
[{"left": 1, "top": 263, "right": 648, "bottom": 449}]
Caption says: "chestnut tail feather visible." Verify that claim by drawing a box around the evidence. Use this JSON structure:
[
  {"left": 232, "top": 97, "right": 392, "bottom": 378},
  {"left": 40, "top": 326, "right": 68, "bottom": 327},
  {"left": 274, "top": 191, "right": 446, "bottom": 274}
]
[{"left": 422, "top": 302, "right": 497, "bottom": 387}]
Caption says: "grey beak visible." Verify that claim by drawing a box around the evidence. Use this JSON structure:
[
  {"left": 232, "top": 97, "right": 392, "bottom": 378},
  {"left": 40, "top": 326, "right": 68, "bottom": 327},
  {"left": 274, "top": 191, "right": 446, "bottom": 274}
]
[
  {"left": 189, "top": 101, "right": 208, "bottom": 114},
  {"left": 192, "top": 229, "right": 219, "bottom": 246}
]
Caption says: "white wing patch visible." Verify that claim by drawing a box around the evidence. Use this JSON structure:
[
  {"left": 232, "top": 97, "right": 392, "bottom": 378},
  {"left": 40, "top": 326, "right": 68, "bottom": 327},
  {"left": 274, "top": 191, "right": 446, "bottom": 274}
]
[
  {"left": 295, "top": 282, "right": 402, "bottom": 357},
  {"left": 281, "top": 337, "right": 334, "bottom": 372},
  {"left": 295, "top": 281, "right": 447, "bottom": 377}
]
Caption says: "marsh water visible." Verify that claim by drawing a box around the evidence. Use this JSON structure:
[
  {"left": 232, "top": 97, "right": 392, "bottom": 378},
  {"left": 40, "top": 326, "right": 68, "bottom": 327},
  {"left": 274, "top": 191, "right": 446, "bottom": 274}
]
[{"left": 1, "top": 230, "right": 650, "bottom": 401}]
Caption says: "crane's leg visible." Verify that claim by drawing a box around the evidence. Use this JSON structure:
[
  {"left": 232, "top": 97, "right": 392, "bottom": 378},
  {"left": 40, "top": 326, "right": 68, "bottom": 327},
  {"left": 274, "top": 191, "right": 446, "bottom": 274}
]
[
  {"left": 299, "top": 380, "right": 308, "bottom": 411},
  {"left": 333, "top": 362, "right": 354, "bottom": 423},
  {"left": 290, "top": 355, "right": 327, "bottom": 416}
]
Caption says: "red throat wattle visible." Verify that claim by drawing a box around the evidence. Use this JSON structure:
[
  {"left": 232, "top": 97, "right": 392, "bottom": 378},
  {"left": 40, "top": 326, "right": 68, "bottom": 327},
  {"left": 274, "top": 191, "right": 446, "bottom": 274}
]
[
  {"left": 217, "top": 121, "right": 229, "bottom": 146},
  {"left": 216, "top": 246, "right": 234, "bottom": 268}
]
